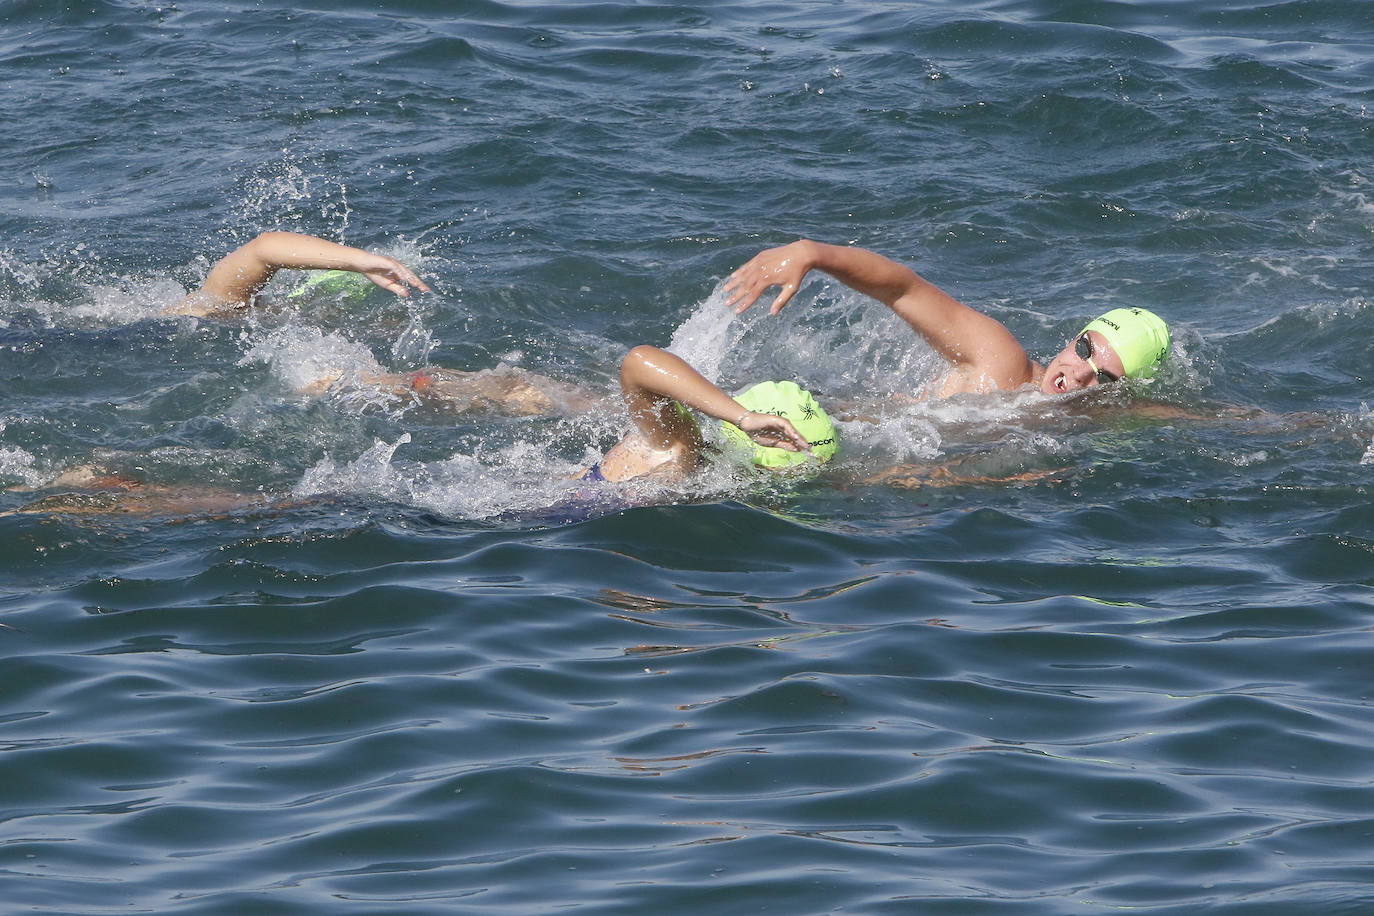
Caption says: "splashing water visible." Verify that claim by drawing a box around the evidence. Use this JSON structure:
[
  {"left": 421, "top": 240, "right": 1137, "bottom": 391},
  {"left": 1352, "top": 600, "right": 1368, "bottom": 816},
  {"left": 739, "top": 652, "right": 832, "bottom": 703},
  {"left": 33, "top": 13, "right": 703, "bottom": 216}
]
[
  {"left": 239, "top": 324, "right": 387, "bottom": 393},
  {"left": 0, "top": 445, "right": 49, "bottom": 489}
]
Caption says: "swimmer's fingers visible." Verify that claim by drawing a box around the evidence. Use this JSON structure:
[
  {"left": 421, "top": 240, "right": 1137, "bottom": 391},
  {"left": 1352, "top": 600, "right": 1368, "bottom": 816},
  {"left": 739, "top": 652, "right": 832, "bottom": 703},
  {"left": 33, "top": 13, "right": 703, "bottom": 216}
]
[
  {"left": 740, "top": 412, "right": 811, "bottom": 453},
  {"left": 723, "top": 245, "right": 807, "bottom": 315},
  {"left": 362, "top": 257, "right": 431, "bottom": 298},
  {"left": 723, "top": 272, "right": 798, "bottom": 316}
]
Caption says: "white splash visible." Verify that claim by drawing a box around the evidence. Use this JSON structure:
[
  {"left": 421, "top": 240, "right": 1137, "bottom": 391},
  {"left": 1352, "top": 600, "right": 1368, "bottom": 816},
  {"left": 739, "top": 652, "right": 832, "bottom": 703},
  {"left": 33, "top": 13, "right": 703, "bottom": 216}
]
[
  {"left": 666, "top": 282, "right": 748, "bottom": 383},
  {"left": 239, "top": 323, "right": 388, "bottom": 394},
  {"left": 0, "top": 445, "right": 49, "bottom": 489}
]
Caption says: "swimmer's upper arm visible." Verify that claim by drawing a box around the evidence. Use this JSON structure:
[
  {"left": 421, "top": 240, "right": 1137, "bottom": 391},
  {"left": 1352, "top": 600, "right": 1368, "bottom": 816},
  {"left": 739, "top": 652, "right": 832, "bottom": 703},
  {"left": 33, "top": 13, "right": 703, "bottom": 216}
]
[
  {"left": 196, "top": 233, "right": 285, "bottom": 308},
  {"left": 166, "top": 234, "right": 284, "bottom": 316},
  {"left": 803, "top": 242, "right": 1035, "bottom": 391},
  {"left": 885, "top": 277, "right": 1034, "bottom": 390},
  {"left": 619, "top": 346, "right": 711, "bottom": 452}
]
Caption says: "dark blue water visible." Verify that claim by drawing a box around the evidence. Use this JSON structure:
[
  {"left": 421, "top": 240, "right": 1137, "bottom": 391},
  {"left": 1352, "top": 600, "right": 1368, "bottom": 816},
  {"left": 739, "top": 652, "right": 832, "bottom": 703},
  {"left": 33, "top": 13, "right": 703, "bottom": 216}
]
[{"left": 2, "top": 1, "right": 1372, "bottom": 912}]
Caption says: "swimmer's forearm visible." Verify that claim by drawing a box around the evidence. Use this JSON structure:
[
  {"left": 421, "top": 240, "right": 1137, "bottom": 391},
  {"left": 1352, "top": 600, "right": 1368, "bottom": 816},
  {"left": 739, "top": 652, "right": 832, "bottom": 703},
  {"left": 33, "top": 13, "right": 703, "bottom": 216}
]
[
  {"left": 726, "top": 239, "right": 933, "bottom": 318},
  {"left": 620, "top": 346, "right": 744, "bottom": 422}
]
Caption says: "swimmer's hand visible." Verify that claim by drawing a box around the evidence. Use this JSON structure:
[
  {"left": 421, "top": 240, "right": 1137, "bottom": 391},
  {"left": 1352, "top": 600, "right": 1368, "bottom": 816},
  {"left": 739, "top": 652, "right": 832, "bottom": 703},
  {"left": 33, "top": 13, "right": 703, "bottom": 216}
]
[
  {"left": 739, "top": 410, "right": 811, "bottom": 454},
  {"left": 354, "top": 253, "right": 430, "bottom": 299},
  {"left": 723, "top": 240, "right": 816, "bottom": 315}
]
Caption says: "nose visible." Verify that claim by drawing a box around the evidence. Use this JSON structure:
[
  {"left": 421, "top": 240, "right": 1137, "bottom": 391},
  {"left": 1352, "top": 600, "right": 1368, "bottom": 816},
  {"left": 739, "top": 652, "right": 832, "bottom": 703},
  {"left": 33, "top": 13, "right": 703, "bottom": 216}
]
[{"left": 1069, "top": 356, "right": 1099, "bottom": 388}]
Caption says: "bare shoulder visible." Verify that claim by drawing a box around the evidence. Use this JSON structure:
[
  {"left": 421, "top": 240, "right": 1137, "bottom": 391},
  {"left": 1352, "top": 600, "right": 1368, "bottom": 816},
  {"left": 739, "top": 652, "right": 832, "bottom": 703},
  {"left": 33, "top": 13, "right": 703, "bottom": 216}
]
[
  {"left": 927, "top": 358, "right": 1037, "bottom": 398},
  {"left": 595, "top": 432, "right": 696, "bottom": 484}
]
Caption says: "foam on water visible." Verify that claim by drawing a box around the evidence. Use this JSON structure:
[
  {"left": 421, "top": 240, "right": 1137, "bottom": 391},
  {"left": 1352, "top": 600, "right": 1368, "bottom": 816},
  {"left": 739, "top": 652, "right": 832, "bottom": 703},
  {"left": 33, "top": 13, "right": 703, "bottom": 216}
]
[
  {"left": 0, "top": 446, "right": 48, "bottom": 489},
  {"left": 290, "top": 425, "right": 779, "bottom": 522},
  {"left": 0, "top": 264, "right": 189, "bottom": 327},
  {"left": 240, "top": 323, "right": 388, "bottom": 394}
]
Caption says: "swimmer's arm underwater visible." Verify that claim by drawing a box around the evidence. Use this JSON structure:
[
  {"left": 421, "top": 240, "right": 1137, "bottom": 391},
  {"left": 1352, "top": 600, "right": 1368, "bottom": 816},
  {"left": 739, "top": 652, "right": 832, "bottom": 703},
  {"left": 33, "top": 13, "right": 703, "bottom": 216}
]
[
  {"left": 863, "top": 461, "right": 1068, "bottom": 490},
  {"left": 169, "top": 231, "right": 429, "bottom": 317},
  {"left": 724, "top": 240, "right": 1035, "bottom": 393}
]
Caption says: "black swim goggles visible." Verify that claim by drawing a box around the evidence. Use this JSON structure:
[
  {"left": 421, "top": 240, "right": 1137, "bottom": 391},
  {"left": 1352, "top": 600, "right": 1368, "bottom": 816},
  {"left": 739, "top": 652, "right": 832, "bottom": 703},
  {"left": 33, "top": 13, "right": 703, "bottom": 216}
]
[{"left": 1075, "top": 333, "right": 1120, "bottom": 384}]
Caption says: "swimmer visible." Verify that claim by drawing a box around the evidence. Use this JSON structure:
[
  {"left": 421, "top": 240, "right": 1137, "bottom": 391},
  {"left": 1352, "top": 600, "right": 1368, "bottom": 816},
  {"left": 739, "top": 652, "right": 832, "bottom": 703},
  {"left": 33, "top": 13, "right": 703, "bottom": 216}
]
[
  {"left": 724, "top": 240, "right": 1171, "bottom": 399},
  {"left": 163, "top": 231, "right": 591, "bottom": 415},
  {"left": 581, "top": 345, "right": 835, "bottom": 483},
  {"left": 299, "top": 341, "right": 839, "bottom": 483},
  {"left": 168, "top": 231, "right": 429, "bottom": 318},
  {"left": 176, "top": 232, "right": 595, "bottom": 414},
  {"left": 4, "top": 345, "right": 837, "bottom": 518}
]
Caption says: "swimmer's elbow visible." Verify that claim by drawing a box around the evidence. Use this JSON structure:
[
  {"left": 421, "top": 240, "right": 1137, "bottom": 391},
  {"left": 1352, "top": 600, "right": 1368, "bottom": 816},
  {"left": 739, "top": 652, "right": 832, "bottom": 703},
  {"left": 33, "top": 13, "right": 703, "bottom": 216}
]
[
  {"left": 624, "top": 344, "right": 661, "bottom": 362},
  {"left": 245, "top": 230, "right": 296, "bottom": 250},
  {"left": 621, "top": 345, "right": 663, "bottom": 376}
]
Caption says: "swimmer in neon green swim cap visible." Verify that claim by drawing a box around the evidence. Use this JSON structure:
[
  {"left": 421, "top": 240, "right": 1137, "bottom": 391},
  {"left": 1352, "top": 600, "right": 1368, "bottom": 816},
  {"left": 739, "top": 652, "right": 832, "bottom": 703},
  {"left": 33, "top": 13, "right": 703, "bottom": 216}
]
[
  {"left": 1076, "top": 307, "right": 1171, "bottom": 380},
  {"left": 726, "top": 240, "right": 1170, "bottom": 399},
  {"left": 579, "top": 347, "right": 829, "bottom": 484},
  {"left": 167, "top": 231, "right": 428, "bottom": 318}
]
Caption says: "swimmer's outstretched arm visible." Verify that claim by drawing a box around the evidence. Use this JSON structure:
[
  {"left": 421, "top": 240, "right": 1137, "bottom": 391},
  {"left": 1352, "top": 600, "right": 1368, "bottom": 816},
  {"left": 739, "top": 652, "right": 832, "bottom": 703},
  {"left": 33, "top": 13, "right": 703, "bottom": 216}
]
[
  {"left": 169, "top": 231, "right": 429, "bottom": 317},
  {"left": 620, "top": 345, "right": 809, "bottom": 453},
  {"left": 724, "top": 239, "right": 1034, "bottom": 392}
]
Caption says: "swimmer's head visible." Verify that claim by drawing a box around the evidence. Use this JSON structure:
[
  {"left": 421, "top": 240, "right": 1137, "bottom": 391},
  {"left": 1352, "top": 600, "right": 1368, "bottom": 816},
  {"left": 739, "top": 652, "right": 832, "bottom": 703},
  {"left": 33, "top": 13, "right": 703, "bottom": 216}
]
[
  {"left": 719, "top": 380, "right": 839, "bottom": 469},
  {"left": 1040, "top": 306, "right": 1170, "bottom": 394},
  {"left": 1080, "top": 307, "right": 1170, "bottom": 379}
]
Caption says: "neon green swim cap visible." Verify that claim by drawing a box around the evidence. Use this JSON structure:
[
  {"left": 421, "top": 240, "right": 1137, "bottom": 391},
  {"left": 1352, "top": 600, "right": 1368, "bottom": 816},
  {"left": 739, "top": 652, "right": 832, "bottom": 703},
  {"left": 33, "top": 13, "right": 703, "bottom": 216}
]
[
  {"left": 286, "top": 269, "right": 374, "bottom": 302},
  {"left": 718, "top": 381, "right": 838, "bottom": 468},
  {"left": 1080, "top": 307, "right": 1170, "bottom": 379}
]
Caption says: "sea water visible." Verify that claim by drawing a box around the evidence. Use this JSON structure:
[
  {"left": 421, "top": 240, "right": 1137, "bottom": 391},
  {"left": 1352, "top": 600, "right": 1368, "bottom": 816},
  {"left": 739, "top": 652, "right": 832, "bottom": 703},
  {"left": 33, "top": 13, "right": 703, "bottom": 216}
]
[{"left": 1, "top": 1, "right": 1371, "bottom": 912}]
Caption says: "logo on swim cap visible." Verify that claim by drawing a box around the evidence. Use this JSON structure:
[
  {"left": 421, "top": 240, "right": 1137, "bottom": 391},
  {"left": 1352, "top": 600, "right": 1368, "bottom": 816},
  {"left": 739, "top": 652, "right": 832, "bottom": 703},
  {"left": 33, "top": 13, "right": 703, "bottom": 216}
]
[
  {"left": 718, "top": 380, "right": 838, "bottom": 469},
  {"left": 1080, "top": 307, "right": 1170, "bottom": 379}
]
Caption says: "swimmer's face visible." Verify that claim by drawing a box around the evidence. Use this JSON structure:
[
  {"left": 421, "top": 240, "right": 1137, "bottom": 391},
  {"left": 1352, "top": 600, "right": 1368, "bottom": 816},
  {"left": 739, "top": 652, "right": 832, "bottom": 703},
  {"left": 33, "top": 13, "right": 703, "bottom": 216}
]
[{"left": 1040, "top": 330, "right": 1126, "bottom": 395}]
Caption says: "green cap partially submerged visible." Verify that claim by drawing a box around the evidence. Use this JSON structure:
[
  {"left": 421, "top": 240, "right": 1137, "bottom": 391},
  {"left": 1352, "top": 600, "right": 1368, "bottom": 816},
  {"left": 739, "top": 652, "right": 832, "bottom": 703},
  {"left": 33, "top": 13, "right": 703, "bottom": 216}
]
[
  {"left": 719, "top": 380, "right": 839, "bottom": 469},
  {"left": 286, "top": 269, "right": 375, "bottom": 303}
]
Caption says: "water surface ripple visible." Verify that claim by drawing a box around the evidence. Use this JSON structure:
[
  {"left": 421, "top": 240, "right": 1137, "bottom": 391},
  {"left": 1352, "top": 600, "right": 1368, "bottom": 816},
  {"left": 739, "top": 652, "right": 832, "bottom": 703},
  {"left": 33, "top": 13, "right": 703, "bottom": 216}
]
[{"left": 1, "top": 1, "right": 1371, "bottom": 913}]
